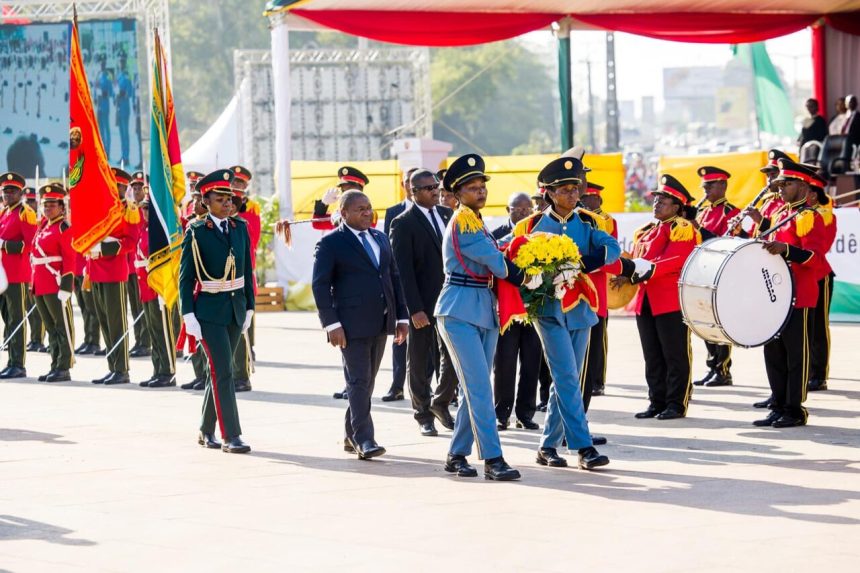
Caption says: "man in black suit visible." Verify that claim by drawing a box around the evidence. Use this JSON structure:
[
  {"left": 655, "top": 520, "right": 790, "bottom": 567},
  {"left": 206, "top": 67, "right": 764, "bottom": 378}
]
[
  {"left": 380, "top": 167, "right": 418, "bottom": 402},
  {"left": 797, "top": 98, "right": 828, "bottom": 149},
  {"left": 491, "top": 192, "right": 543, "bottom": 431},
  {"left": 312, "top": 191, "right": 409, "bottom": 459},
  {"left": 390, "top": 169, "right": 457, "bottom": 437},
  {"left": 843, "top": 94, "right": 860, "bottom": 152}
]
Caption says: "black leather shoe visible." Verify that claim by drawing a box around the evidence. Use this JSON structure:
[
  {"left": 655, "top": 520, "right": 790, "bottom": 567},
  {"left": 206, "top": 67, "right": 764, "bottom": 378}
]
[
  {"left": 0, "top": 366, "right": 26, "bottom": 379},
  {"left": 26, "top": 341, "right": 40, "bottom": 352},
  {"left": 772, "top": 414, "right": 806, "bottom": 428},
  {"left": 129, "top": 347, "right": 151, "bottom": 358},
  {"left": 234, "top": 379, "right": 251, "bottom": 392},
  {"left": 138, "top": 376, "right": 155, "bottom": 387},
  {"left": 94, "top": 348, "right": 106, "bottom": 356},
  {"left": 36, "top": 344, "right": 49, "bottom": 353},
  {"left": 192, "top": 380, "right": 206, "bottom": 391},
  {"left": 591, "top": 385, "right": 605, "bottom": 397},
  {"left": 419, "top": 421, "right": 438, "bottom": 437},
  {"left": 536, "top": 448, "right": 568, "bottom": 467},
  {"left": 356, "top": 440, "right": 385, "bottom": 460},
  {"left": 591, "top": 435, "right": 608, "bottom": 446},
  {"left": 429, "top": 404, "right": 455, "bottom": 430},
  {"left": 381, "top": 389, "right": 404, "bottom": 402},
  {"left": 807, "top": 379, "right": 828, "bottom": 391},
  {"left": 484, "top": 457, "right": 521, "bottom": 481},
  {"left": 91, "top": 372, "right": 112, "bottom": 384},
  {"left": 694, "top": 370, "right": 715, "bottom": 386},
  {"left": 333, "top": 389, "right": 349, "bottom": 400},
  {"left": 103, "top": 372, "right": 130, "bottom": 385},
  {"left": 496, "top": 418, "right": 509, "bottom": 431},
  {"left": 450, "top": 396, "right": 458, "bottom": 407},
  {"left": 222, "top": 436, "right": 251, "bottom": 453},
  {"left": 635, "top": 405, "right": 662, "bottom": 419},
  {"left": 536, "top": 401, "right": 548, "bottom": 413},
  {"left": 753, "top": 395, "right": 774, "bottom": 409},
  {"left": 180, "top": 379, "right": 201, "bottom": 390},
  {"left": 705, "top": 373, "right": 733, "bottom": 387},
  {"left": 38, "top": 371, "right": 55, "bottom": 382},
  {"left": 45, "top": 370, "right": 71, "bottom": 383},
  {"left": 516, "top": 418, "right": 540, "bottom": 430},
  {"left": 343, "top": 438, "right": 356, "bottom": 453},
  {"left": 578, "top": 446, "right": 610, "bottom": 470},
  {"left": 198, "top": 432, "right": 221, "bottom": 449},
  {"left": 148, "top": 375, "right": 176, "bottom": 388},
  {"left": 444, "top": 454, "right": 478, "bottom": 477},
  {"left": 656, "top": 406, "right": 685, "bottom": 420},
  {"left": 753, "top": 410, "right": 782, "bottom": 427},
  {"left": 75, "top": 343, "right": 94, "bottom": 355},
  {"left": 176, "top": 350, "right": 184, "bottom": 359}
]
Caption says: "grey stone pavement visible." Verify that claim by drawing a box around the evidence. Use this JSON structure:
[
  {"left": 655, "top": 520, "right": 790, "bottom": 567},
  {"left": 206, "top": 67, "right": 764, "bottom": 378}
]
[{"left": 1, "top": 310, "right": 858, "bottom": 572}]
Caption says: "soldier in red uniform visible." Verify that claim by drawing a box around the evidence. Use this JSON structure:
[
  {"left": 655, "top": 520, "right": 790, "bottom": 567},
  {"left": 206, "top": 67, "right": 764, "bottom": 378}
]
[
  {"left": 24, "top": 186, "right": 48, "bottom": 353},
  {"left": 126, "top": 171, "right": 151, "bottom": 358},
  {"left": 0, "top": 172, "right": 38, "bottom": 378},
  {"left": 753, "top": 159, "right": 829, "bottom": 428},
  {"left": 89, "top": 167, "right": 138, "bottom": 385},
  {"left": 73, "top": 250, "right": 101, "bottom": 355},
  {"left": 312, "top": 166, "right": 369, "bottom": 232},
  {"left": 693, "top": 166, "right": 740, "bottom": 388},
  {"left": 229, "top": 165, "right": 259, "bottom": 393},
  {"left": 31, "top": 183, "right": 76, "bottom": 382},
  {"left": 806, "top": 177, "right": 837, "bottom": 392},
  {"left": 610, "top": 174, "right": 700, "bottom": 420},
  {"left": 580, "top": 181, "right": 617, "bottom": 402}
]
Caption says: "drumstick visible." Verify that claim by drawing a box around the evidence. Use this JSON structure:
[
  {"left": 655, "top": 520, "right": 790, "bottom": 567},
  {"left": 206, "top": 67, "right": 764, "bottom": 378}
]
[{"left": 831, "top": 188, "right": 860, "bottom": 201}]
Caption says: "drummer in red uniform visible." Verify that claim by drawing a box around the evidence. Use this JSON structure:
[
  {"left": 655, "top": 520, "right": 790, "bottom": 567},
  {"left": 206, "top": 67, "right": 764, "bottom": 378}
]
[
  {"left": 127, "top": 171, "right": 151, "bottom": 358},
  {"left": 754, "top": 159, "right": 829, "bottom": 428},
  {"left": 31, "top": 183, "right": 76, "bottom": 382},
  {"left": 693, "top": 166, "right": 740, "bottom": 388},
  {"left": 610, "top": 174, "right": 700, "bottom": 420}
]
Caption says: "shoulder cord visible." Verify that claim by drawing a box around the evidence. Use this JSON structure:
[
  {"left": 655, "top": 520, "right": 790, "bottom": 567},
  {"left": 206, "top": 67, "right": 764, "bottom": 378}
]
[{"left": 190, "top": 229, "right": 236, "bottom": 287}]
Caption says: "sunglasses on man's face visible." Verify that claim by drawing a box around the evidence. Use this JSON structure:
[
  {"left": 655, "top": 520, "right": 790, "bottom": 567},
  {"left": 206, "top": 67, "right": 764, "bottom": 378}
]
[{"left": 412, "top": 184, "right": 439, "bottom": 193}]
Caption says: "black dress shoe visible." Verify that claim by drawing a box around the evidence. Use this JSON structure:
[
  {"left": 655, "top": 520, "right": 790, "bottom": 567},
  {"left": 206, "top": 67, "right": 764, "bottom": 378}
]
[
  {"left": 26, "top": 341, "right": 40, "bottom": 352},
  {"left": 138, "top": 376, "right": 155, "bottom": 387},
  {"left": 536, "top": 401, "right": 548, "bottom": 413},
  {"left": 333, "top": 389, "right": 349, "bottom": 400},
  {"left": 591, "top": 385, "right": 605, "bottom": 397},
  {"left": 450, "top": 396, "right": 458, "bottom": 407},
  {"left": 0, "top": 366, "right": 26, "bottom": 379},
  {"left": 705, "top": 373, "right": 733, "bottom": 387},
  {"left": 807, "top": 379, "right": 828, "bottom": 391},
  {"left": 356, "top": 440, "right": 385, "bottom": 460},
  {"left": 129, "top": 347, "right": 152, "bottom": 358},
  {"left": 536, "top": 448, "right": 568, "bottom": 468},
  {"left": 772, "top": 413, "right": 806, "bottom": 428},
  {"left": 484, "top": 457, "right": 521, "bottom": 481},
  {"left": 444, "top": 454, "right": 478, "bottom": 477},
  {"left": 578, "top": 446, "right": 610, "bottom": 470},
  {"left": 180, "top": 379, "right": 201, "bottom": 390},
  {"left": 753, "top": 395, "right": 774, "bottom": 409},
  {"left": 94, "top": 348, "right": 106, "bottom": 356},
  {"left": 656, "top": 406, "right": 685, "bottom": 420},
  {"left": 694, "top": 370, "right": 715, "bottom": 386},
  {"left": 516, "top": 418, "right": 540, "bottom": 430},
  {"left": 591, "top": 435, "right": 608, "bottom": 446},
  {"left": 45, "top": 370, "right": 71, "bottom": 383},
  {"left": 75, "top": 343, "right": 94, "bottom": 355},
  {"left": 429, "top": 404, "right": 455, "bottom": 430},
  {"left": 234, "top": 379, "right": 251, "bottom": 392},
  {"left": 635, "top": 405, "right": 663, "bottom": 419},
  {"left": 496, "top": 418, "right": 509, "bottom": 431},
  {"left": 381, "top": 389, "right": 404, "bottom": 402},
  {"left": 176, "top": 350, "right": 184, "bottom": 359},
  {"left": 36, "top": 344, "right": 49, "bottom": 353},
  {"left": 192, "top": 380, "right": 206, "bottom": 391},
  {"left": 198, "top": 432, "right": 221, "bottom": 449},
  {"left": 343, "top": 438, "right": 356, "bottom": 453},
  {"left": 222, "top": 436, "right": 251, "bottom": 453},
  {"left": 419, "top": 421, "right": 438, "bottom": 437},
  {"left": 38, "top": 371, "right": 55, "bottom": 382},
  {"left": 148, "top": 375, "right": 176, "bottom": 388},
  {"left": 91, "top": 372, "right": 112, "bottom": 384},
  {"left": 103, "top": 372, "right": 130, "bottom": 385},
  {"left": 753, "top": 410, "right": 782, "bottom": 426}
]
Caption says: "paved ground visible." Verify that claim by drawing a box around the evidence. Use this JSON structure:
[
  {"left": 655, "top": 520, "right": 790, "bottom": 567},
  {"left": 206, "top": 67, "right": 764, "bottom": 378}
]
[{"left": 1, "top": 311, "right": 859, "bottom": 572}]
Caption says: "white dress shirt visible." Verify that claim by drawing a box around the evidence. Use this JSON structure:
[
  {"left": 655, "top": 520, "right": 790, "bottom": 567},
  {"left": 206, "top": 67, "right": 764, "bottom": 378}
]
[
  {"left": 415, "top": 204, "right": 445, "bottom": 237},
  {"left": 209, "top": 213, "right": 228, "bottom": 232}
]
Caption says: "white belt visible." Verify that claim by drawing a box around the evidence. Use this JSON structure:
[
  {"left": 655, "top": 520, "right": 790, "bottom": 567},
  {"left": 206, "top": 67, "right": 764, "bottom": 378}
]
[
  {"left": 32, "top": 256, "right": 62, "bottom": 265},
  {"left": 134, "top": 260, "right": 148, "bottom": 269},
  {"left": 199, "top": 277, "right": 245, "bottom": 293}
]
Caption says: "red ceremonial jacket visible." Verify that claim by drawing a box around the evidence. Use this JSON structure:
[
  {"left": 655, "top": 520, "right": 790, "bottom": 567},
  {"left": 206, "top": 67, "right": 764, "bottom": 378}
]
[
  {"left": 0, "top": 202, "right": 37, "bottom": 283},
  {"left": 239, "top": 199, "right": 262, "bottom": 267},
  {"left": 87, "top": 202, "right": 138, "bottom": 283},
  {"left": 697, "top": 197, "right": 740, "bottom": 237},
  {"left": 126, "top": 215, "right": 145, "bottom": 278},
  {"left": 134, "top": 222, "right": 157, "bottom": 303},
  {"left": 32, "top": 215, "right": 76, "bottom": 296},
  {"left": 812, "top": 203, "right": 836, "bottom": 281},
  {"left": 590, "top": 209, "right": 618, "bottom": 318}
]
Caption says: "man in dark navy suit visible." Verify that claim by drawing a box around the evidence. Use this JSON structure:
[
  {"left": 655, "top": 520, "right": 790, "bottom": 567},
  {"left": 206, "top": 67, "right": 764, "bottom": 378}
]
[{"left": 312, "top": 191, "right": 409, "bottom": 459}]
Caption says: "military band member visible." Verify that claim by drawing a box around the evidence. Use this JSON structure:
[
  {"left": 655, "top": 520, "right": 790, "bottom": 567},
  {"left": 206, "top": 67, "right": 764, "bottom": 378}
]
[
  {"left": 31, "top": 183, "right": 75, "bottom": 382},
  {"left": 180, "top": 169, "right": 254, "bottom": 453},
  {"left": 127, "top": 171, "right": 151, "bottom": 357},
  {"left": 24, "top": 186, "right": 47, "bottom": 353},
  {"left": 73, "top": 250, "right": 101, "bottom": 354},
  {"left": 693, "top": 166, "right": 740, "bottom": 387},
  {"left": 611, "top": 175, "right": 699, "bottom": 420},
  {"left": 0, "top": 171, "right": 37, "bottom": 379},
  {"left": 753, "top": 160, "right": 828, "bottom": 427},
  {"left": 435, "top": 154, "right": 531, "bottom": 481},
  {"left": 312, "top": 166, "right": 369, "bottom": 233},
  {"left": 806, "top": 179, "right": 837, "bottom": 392},
  {"left": 512, "top": 157, "right": 617, "bottom": 469},
  {"left": 89, "top": 167, "right": 138, "bottom": 385},
  {"left": 178, "top": 176, "right": 209, "bottom": 391}
]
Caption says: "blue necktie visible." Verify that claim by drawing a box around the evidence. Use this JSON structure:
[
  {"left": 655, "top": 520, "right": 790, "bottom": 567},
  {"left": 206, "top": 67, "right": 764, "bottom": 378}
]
[{"left": 359, "top": 231, "right": 379, "bottom": 268}]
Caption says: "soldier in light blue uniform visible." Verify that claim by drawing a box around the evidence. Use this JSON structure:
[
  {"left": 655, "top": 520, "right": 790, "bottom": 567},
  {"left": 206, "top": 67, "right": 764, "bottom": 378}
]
[
  {"left": 435, "top": 154, "right": 537, "bottom": 481},
  {"left": 512, "top": 157, "right": 619, "bottom": 470}
]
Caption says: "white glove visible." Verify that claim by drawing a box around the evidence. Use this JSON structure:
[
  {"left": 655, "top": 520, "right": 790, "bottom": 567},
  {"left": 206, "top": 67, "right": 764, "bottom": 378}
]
[
  {"left": 0, "top": 239, "right": 5, "bottom": 250},
  {"left": 321, "top": 187, "right": 340, "bottom": 206},
  {"left": 331, "top": 210, "right": 342, "bottom": 226},
  {"left": 524, "top": 273, "right": 543, "bottom": 290},
  {"left": 89, "top": 243, "right": 102, "bottom": 256},
  {"left": 242, "top": 309, "right": 254, "bottom": 333},
  {"left": 57, "top": 290, "right": 72, "bottom": 303},
  {"left": 632, "top": 258, "right": 653, "bottom": 278},
  {"left": 552, "top": 268, "right": 578, "bottom": 286},
  {"left": 102, "top": 236, "right": 119, "bottom": 243},
  {"left": 157, "top": 295, "right": 165, "bottom": 310},
  {"left": 183, "top": 313, "right": 202, "bottom": 340}
]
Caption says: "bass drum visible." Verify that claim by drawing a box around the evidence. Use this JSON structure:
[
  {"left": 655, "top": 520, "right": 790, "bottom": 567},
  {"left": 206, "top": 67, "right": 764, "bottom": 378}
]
[{"left": 679, "top": 237, "right": 794, "bottom": 348}]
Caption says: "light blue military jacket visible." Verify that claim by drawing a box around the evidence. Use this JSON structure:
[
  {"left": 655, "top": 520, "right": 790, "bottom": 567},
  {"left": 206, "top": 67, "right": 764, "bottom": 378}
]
[
  {"left": 529, "top": 208, "right": 620, "bottom": 330},
  {"left": 434, "top": 213, "right": 509, "bottom": 331}
]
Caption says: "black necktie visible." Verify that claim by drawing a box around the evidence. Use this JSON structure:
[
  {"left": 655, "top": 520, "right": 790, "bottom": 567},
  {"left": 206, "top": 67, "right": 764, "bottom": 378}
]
[
  {"left": 428, "top": 207, "right": 442, "bottom": 242},
  {"left": 221, "top": 220, "right": 228, "bottom": 235}
]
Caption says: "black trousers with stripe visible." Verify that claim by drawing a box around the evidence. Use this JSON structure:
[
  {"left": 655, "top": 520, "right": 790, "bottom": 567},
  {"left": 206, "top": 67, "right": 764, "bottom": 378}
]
[
  {"left": 0, "top": 282, "right": 28, "bottom": 368},
  {"left": 810, "top": 272, "right": 834, "bottom": 381},
  {"left": 764, "top": 307, "right": 814, "bottom": 420},
  {"left": 635, "top": 296, "right": 692, "bottom": 413},
  {"left": 704, "top": 342, "right": 732, "bottom": 376},
  {"left": 92, "top": 281, "right": 129, "bottom": 374},
  {"left": 199, "top": 320, "right": 242, "bottom": 439},
  {"left": 492, "top": 321, "right": 541, "bottom": 422},
  {"left": 74, "top": 276, "right": 101, "bottom": 347},
  {"left": 35, "top": 294, "right": 75, "bottom": 371},
  {"left": 582, "top": 315, "right": 607, "bottom": 412}
]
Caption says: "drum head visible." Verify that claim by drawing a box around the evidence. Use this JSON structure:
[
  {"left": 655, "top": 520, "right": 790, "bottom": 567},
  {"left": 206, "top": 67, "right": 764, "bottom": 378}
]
[{"left": 714, "top": 241, "right": 793, "bottom": 347}]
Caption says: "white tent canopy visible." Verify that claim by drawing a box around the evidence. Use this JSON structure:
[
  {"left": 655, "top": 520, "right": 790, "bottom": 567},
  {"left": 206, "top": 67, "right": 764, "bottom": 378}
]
[{"left": 182, "top": 90, "right": 240, "bottom": 174}]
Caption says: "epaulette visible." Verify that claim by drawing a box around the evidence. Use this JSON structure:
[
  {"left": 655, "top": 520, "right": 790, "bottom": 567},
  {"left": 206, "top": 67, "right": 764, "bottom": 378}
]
[
  {"left": 814, "top": 203, "right": 834, "bottom": 227},
  {"left": 59, "top": 220, "right": 70, "bottom": 232},
  {"left": 124, "top": 203, "right": 140, "bottom": 225},
  {"left": 188, "top": 217, "right": 207, "bottom": 230},
  {"left": 601, "top": 212, "right": 616, "bottom": 236},
  {"left": 576, "top": 207, "right": 604, "bottom": 231},
  {"left": 231, "top": 215, "right": 248, "bottom": 225},
  {"left": 452, "top": 207, "right": 483, "bottom": 234},
  {"left": 633, "top": 221, "right": 655, "bottom": 243},
  {"left": 513, "top": 212, "right": 541, "bottom": 237},
  {"left": 669, "top": 217, "right": 698, "bottom": 243},
  {"left": 795, "top": 207, "right": 817, "bottom": 237},
  {"left": 20, "top": 203, "right": 37, "bottom": 225},
  {"left": 723, "top": 202, "right": 737, "bottom": 215},
  {"left": 246, "top": 198, "right": 261, "bottom": 216}
]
